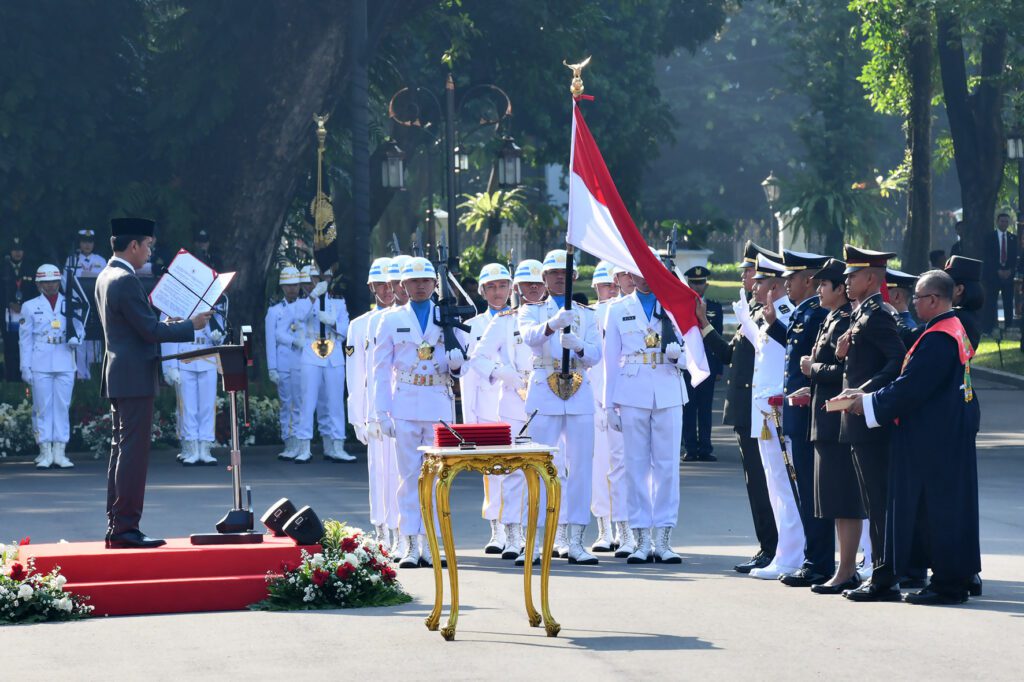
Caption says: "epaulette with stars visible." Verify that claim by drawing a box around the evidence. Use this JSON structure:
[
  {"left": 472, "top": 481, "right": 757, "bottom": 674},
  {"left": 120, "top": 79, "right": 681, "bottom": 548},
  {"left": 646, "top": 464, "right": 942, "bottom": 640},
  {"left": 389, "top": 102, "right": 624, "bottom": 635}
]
[{"left": 808, "top": 299, "right": 820, "bottom": 309}]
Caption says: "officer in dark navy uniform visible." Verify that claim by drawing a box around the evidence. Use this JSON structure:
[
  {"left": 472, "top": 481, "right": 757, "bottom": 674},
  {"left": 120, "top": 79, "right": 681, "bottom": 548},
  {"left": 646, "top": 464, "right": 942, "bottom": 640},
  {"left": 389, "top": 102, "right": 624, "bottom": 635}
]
[
  {"left": 768, "top": 250, "right": 834, "bottom": 586},
  {"left": 682, "top": 265, "right": 722, "bottom": 462},
  {"left": 886, "top": 268, "right": 919, "bottom": 345}
]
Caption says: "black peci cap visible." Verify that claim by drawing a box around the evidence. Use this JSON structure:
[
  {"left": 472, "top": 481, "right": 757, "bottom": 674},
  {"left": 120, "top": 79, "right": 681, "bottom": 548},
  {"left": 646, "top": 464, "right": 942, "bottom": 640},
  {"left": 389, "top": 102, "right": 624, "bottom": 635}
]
[
  {"left": 944, "top": 255, "right": 982, "bottom": 283},
  {"left": 111, "top": 218, "right": 156, "bottom": 238}
]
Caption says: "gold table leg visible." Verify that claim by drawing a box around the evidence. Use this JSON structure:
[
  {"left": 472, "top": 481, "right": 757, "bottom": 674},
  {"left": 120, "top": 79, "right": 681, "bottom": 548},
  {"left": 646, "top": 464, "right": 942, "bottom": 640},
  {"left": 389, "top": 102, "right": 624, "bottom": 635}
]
[
  {"left": 534, "top": 460, "right": 562, "bottom": 637},
  {"left": 522, "top": 465, "right": 542, "bottom": 628},
  {"left": 419, "top": 462, "right": 442, "bottom": 632},
  {"left": 436, "top": 463, "right": 464, "bottom": 641}
]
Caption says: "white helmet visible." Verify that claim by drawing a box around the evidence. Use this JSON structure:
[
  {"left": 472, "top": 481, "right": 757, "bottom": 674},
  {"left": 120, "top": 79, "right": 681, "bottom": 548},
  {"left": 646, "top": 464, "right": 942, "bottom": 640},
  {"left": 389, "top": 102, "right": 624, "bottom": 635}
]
[
  {"left": 367, "top": 257, "right": 392, "bottom": 284},
  {"left": 477, "top": 262, "right": 512, "bottom": 294},
  {"left": 513, "top": 259, "right": 544, "bottom": 285},
  {"left": 542, "top": 248, "right": 577, "bottom": 274},
  {"left": 279, "top": 265, "right": 301, "bottom": 285},
  {"left": 400, "top": 256, "right": 437, "bottom": 282},
  {"left": 591, "top": 260, "right": 615, "bottom": 287},
  {"left": 388, "top": 255, "right": 411, "bottom": 281},
  {"left": 35, "top": 263, "right": 61, "bottom": 282}
]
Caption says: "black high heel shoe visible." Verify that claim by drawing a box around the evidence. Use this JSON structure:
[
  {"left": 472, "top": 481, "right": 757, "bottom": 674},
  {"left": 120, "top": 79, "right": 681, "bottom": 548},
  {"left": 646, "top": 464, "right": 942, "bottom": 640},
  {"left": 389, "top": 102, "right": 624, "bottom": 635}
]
[{"left": 811, "top": 573, "right": 862, "bottom": 595}]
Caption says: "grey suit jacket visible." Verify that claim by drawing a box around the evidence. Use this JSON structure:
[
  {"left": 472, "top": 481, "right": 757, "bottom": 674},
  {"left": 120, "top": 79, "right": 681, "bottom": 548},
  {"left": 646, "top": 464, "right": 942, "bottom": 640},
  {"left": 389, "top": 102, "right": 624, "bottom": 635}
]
[{"left": 95, "top": 260, "right": 194, "bottom": 398}]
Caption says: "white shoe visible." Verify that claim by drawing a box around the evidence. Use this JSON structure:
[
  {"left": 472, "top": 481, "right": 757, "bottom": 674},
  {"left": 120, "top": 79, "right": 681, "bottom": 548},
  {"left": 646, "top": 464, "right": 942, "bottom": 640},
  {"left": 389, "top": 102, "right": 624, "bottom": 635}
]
[
  {"left": 51, "top": 442, "right": 74, "bottom": 469},
  {"left": 515, "top": 535, "right": 541, "bottom": 567},
  {"left": 180, "top": 440, "right": 201, "bottom": 466},
  {"left": 325, "top": 438, "right": 356, "bottom": 462},
  {"left": 484, "top": 519, "right": 506, "bottom": 554},
  {"left": 591, "top": 516, "right": 613, "bottom": 552},
  {"left": 277, "top": 436, "right": 298, "bottom": 460},
  {"left": 566, "top": 524, "right": 599, "bottom": 565},
  {"left": 554, "top": 524, "right": 569, "bottom": 558},
  {"left": 36, "top": 442, "right": 55, "bottom": 469},
  {"left": 418, "top": 535, "right": 446, "bottom": 568},
  {"left": 627, "top": 528, "right": 653, "bottom": 564},
  {"left": 749, "top": 562, "right": 800, "bottom": 580},
  {"left": 398, "top": 535, "right": 420, "bottom": 569},
  {"left": 390, "top": 530, "right": 404, "bottom": 564},
  {"left": 197, "top": 441, "right": 217, "bottom": 465},
  {"left": 653, "top": 527, "right": 681, "bottom": 564},
  {"left": 614, "top": 522, "right": 636, "bottom": 558},
  {"left": 502, "top": 523, "right": 524, "bottom": 560},
  {"left": 293, "top": 439, "right": 312, "bottom": 463}
]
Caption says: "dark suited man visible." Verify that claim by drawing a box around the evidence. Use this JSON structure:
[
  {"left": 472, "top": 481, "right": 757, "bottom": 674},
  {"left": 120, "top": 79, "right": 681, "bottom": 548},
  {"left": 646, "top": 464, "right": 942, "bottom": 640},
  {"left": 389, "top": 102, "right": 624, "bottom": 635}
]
[
  {"left": 96, "top": 218, "right": 211, "bottom": 549},
  {"left": 682, "top": 265, "right": 722, "bottom": 462},
  {"left": 982, "top": 212, "right": 1017, "bottom": 332}
]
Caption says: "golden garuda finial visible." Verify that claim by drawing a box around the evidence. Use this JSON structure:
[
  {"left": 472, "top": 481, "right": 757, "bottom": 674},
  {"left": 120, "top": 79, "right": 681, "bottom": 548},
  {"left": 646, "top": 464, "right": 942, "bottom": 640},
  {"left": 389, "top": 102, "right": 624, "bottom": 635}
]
[
  {"left": 311, "top": 113, "right": 336, "bottom": 251},
  {"left": 563, "top": 56, "right": 592, "bottom": 98}
]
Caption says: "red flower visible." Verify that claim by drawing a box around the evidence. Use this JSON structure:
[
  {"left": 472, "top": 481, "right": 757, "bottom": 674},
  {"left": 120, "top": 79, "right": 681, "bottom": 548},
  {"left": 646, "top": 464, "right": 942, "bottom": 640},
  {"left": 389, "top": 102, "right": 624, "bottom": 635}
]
[
  {"left": 311, "top": 568, "right": 329, "bottom": 586},
  {"left": 19, "top": 537, "right": 30, "bottom": 546},
  {"left": 280, "top": 561, "right": 296, "bottom": 574},
  {"left": 9, "top": 562, "right": 26, "bottom": 581},
  {"left": 336, "top": 563, "right": 356, "bottom": 580},
  {"left": 340, "top": 536, "right": 360, "bottom": 553},
  {"left": 382, "top": 566, "right": 396, "bottom": 583}
]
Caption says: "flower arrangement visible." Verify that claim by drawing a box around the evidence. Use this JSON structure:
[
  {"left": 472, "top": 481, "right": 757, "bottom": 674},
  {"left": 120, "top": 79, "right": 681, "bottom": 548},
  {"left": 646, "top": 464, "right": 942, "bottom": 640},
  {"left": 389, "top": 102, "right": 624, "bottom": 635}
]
[
  {"left": 217, "top": 395, "right": 283, "bottom": 447},
  {"left": 74, "top": 408, "right": 181, "bottom": 459},
  {"left": 1, "top": 539, "right": 93, "bottom": 625},
  {"left": 0, "top": 400, "right": 35, "bottom": 458},
  {"left": 250, "top": 520, "right": 412, "bottom": 611}
]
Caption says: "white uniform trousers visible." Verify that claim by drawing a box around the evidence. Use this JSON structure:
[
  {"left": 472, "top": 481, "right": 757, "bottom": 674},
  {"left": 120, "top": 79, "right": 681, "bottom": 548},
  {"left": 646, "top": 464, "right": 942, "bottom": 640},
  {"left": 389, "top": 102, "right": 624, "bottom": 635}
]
[
  {"left": 619, "top": 405, "right": 682, "bottom": 529},
  {"left": 484, "top": 416, "right": 525, "bottom": 525},
  {"left": 758, "top": 422, "right": 805, "bottom": 570},
  {"left": 297, "top": 363, "right": 345, "bottom": 440},
  {"left": 367, "top": 436, "right": 387, "bottom": 527},
  {"left": 530, "top": 413, "right": 594, "bottom": 526},
  {"left": 276, "top": 369, "right": 302, "bottom": 440},
  {"left": 591, "top": 419, "right": 628, "bottom": 523},
  {"left": 31, "top": 371, "right": 74, "bottom": 443},
  {"left": 383, "top": 435, "right": 400, "bottom": 529},
  {"left": 393, "top": 419, "right": 441, "bottom": 536},
  {"left": 175, "top": 370, "right": 217, "bottom": 442}
]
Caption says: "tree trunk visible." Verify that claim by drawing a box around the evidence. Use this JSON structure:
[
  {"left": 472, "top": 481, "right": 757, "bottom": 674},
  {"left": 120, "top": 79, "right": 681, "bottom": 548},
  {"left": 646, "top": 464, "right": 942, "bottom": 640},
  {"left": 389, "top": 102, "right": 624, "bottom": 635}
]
[
  {"left": 935, "top": 11, "right": 1007, "bottom": 261},
  {"left": 345, "top": 0, "right": 372, "bottom": 317},
  {"left": 902, "top": 6, "right": 933, "bottom": 274}
]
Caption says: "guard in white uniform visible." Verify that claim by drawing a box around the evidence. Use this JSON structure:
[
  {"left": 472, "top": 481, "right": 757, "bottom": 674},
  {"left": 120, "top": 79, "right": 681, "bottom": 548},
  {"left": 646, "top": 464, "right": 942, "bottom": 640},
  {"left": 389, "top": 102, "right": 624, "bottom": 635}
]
[
  {"left": 69, "top": 228, "right": 106, "bottom": 380},
  {"left": 296, "top": 265, "right": 334, "bottom": 451},
  {"left": 735, "top": 254, "right": 805, "bottom": 579},
  {"left": 613, "top": 264, "right": 636, "bottom": 296},
  {"left": 519, "top": 248, "right": 602, "bottom": 565},
  {"left": 266, "top": 266, "right": 304, "bottom": 459},
  {"left": 588, "top": 260, "right": 629, "bottom": 554},
  {"left": 603, "top": 255, "right": 688, "bottom": 563},
  {"left": 346, "top": 256, "right": 394, "bottom": 543},
  {"left": 369, "top": 256, "right": 467, "bottom": 569},
  {"left": 19, "top": 264, "right": 82, "bottom": 469},
  {"left": 162, "top": 311, "right": 224, "bottom": 466},
  {"left": 463, "top": 262, "right": 513, "bottom": 554}
]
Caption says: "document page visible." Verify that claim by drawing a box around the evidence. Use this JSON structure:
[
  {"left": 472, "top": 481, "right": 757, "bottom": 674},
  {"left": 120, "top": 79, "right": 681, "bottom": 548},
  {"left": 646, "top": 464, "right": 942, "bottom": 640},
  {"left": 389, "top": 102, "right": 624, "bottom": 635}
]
[{"left": 150, "top": 249, "right": 235, "bottom": 318}]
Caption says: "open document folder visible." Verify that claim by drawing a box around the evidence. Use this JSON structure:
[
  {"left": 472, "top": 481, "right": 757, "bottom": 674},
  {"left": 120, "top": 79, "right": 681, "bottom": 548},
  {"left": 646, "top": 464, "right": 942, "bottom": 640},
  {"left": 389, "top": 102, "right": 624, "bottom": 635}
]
[{"left": 149, "top": 249, "right": 235, "bottom": 319}]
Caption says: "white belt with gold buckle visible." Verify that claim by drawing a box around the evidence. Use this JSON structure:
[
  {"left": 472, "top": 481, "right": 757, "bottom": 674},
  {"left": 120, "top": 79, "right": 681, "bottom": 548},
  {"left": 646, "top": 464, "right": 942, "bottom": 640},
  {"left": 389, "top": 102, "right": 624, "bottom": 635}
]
[{"left": 396, "top": 370, "right": 447, "bottom": 387}]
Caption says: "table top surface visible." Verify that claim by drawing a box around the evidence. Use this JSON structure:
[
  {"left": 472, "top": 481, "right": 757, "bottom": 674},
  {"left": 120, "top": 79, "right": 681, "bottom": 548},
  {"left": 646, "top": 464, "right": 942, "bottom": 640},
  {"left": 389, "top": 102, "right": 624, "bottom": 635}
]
[{"left": 418, "top": 442, "right": 557, "bottom": 457}]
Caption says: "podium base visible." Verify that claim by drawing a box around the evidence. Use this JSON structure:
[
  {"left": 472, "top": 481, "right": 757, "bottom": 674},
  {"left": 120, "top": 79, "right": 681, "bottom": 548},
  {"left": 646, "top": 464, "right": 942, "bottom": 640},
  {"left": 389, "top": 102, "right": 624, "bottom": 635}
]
[{"left": 190, "top": 532, "right": 264, "bottom": 546}]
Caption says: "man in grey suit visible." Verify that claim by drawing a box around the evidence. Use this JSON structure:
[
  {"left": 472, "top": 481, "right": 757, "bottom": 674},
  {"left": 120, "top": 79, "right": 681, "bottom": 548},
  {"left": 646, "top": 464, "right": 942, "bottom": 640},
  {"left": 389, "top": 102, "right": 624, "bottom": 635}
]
[{"left": 96, "top": 218, "right": 211, "bottom": 549}]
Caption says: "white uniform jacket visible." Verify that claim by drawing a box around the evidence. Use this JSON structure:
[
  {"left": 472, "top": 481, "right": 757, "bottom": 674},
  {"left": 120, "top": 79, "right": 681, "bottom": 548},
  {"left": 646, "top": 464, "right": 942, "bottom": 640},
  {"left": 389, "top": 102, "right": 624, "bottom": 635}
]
[
  {"left": 468, "top": 307, "right": 532, "bottom": 422},
  {"left": 460, "top": 310, "right": 503, "bottom": 422},
  {"left": 588, "top": 298, "right": 615, "bottom": 410},
  {"left": 295, "top": 295, "right": 350, "bottom": 368},
  {"left": 19, "top": 294, "right": 81, "bottom": 374},
  {"left": 518, "top": 297, "right": 601, "bottom": 416},
  {"left": 740, "top": 294, "right": 794, "bottom": 437},
  {"left": 71, "top": 252, "right": 108, "bottom": 279},
  {"left": 602, "top": 293, "right": 689, "bottom": 410},
  {"left": 161, "top": 322, "right": 221, "bottom": 375},
  {"left": 345, "top": 308, "right": 377, "bottom": 428}
]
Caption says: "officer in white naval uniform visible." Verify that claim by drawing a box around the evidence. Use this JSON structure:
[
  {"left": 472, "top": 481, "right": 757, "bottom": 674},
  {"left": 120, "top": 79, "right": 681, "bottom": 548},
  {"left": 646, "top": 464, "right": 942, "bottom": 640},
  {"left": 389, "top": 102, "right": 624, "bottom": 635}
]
[
  {"left": 266, "top": 266, "right": 303, "bottom": 459},
  {"left": 603, "top": 254, "right": 688, "bottom": 564},
  {"left": 369, "top": 256, "right": 467, "bottom": 569},
  {"left": 20, "top": 264, "right": 83, "bottom": 469},
  {"left": 462, "top": 262, "right": 513, "bottom": 554},
  {"left": 162, "top": 309, "right": 225, "bottom": 466},
  {"left": 735, "top": 254, "right": 805, "bottom": 579},
  {"left": 613, "top": 264, "right": 636, "bottom": 296},
  {"left": 468, "top": 259, "right": 546, "bottom": 562},
  {"left": 346, "top": 256, "right": 394, "bottom": 544},
  {"left": 519, "top": 248, "right": 602, "bottom": 565},
  {"left": 295, "top": 264, "right": 334, "bottom": 453},
  {"left": 69, "top": 228, "right": 107, "bottom": 380},
  {"left": 588, "top": 260, "right": 629, "bottom": 554}
]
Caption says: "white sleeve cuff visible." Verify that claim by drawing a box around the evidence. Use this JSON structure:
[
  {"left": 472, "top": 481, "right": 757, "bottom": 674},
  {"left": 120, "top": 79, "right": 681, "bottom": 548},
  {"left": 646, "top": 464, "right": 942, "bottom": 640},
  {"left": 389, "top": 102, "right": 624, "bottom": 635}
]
[{"left": 862, "top": 392, "right": 880, "bottom": 429}]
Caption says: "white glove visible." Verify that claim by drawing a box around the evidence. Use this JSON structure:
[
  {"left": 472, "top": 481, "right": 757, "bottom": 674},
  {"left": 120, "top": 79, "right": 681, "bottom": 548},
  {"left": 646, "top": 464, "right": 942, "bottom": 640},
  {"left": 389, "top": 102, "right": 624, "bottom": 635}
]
[
  {"left": 268, "top": 369, "right": 279, "bottom": 384},
  {"left": 21, "top": 369, "right": 32, "bottom": 385},
  {"left": 493, "top": 365, "right": 525, "bottom": 391},
  {"left": 310, "top": 281, "right": 328, "bottom": 299},
  {"left": 594, "top": 406, "right": 608, "bottom": 431},
  {"left": 379, "top": 417, "right": 396, "bottom": 439},
  {"left": 164, "top": 367, "right": 180, "bottom": 386},
  {"left": 354, "top": 423, "right": 368, "bottom": 445},
  {"left": 290, "top": 335, "right": 304, "bottom": 350},
  {"left": 318, "top": 310, "right": 335, "bottom": 326},
  {"left": 66, "top": 336, "right": 81, "bottom": 347},
  {"left": 606, "top": 407, "right": 622, "bottom": 432},
  {"left": 560, "top": 332, "right": 583, "bottom": 352},
  {"left": 548, "top": 308, "right": 575, "bottom": 330},
  {"left": 665, "top": 341, "right": 682, "bottom": 361},
  {"left": 446, "top": 348, "right": 465, "bottom": 371},
  {"left": 210, "top": 330, "right": 224, "bottom": 344},
  {"left": 364, "top": 421, "right": 382, "bottom": 441}
]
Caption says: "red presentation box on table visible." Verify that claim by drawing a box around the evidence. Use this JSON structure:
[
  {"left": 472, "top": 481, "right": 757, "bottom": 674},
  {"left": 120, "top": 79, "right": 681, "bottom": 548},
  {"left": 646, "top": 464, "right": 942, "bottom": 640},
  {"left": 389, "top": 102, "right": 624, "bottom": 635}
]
[{"left": 433, "top": 422, "right": 512, "bottom": 448}]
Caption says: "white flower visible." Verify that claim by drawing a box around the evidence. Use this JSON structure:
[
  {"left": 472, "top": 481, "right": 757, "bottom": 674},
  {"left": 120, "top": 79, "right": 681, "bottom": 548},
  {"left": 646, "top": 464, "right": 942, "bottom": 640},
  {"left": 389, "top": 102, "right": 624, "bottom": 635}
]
[
  {"left": 343, "top": 553, "right": 358, "bottom": 568},
  {"left": 17, "top": 584, "right": 33, "bottom": 600},
  {"left": 57, "top": 597, "right": 73, "bottom": 612},
  {"left": 311, "top": 553, "right": 325, "bottom": 568},
  {"left": 55, "top": 575, "right": 67, "bottom": 589},
  {"left": 369, "top": 574, "right": 381, "bottom": 585}
]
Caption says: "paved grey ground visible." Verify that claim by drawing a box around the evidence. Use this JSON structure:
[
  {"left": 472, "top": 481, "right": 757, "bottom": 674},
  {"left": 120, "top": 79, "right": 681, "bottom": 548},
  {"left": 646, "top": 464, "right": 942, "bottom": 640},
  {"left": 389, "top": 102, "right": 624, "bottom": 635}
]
[{"left": 1, "top": 378, "right": 1022, "bottom": 680}]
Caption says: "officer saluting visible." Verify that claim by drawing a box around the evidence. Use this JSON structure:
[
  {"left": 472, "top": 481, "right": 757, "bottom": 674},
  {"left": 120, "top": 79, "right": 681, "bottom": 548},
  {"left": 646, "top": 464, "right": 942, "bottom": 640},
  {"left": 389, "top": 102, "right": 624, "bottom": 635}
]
[{"left": 682, "top": 265, "right": 721, "bottom": 462}]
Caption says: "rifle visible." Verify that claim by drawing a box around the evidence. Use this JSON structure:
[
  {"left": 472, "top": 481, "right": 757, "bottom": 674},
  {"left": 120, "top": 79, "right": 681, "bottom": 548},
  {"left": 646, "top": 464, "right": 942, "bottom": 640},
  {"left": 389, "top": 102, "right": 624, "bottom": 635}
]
[
  {"left": 434, "top": 244, "right": 476, "bottom": 421},
  {"left": 389, "top": 233, "right": 400, "bottom": 258},
  {"left": 411, "top": 229, "right": 425, "bottom": 258},
  {"left": 508, "top": 247, "right": 518, "bottom": 308},
  {"left": 64, "top": 242, "right": 77, "bottom": 344}
]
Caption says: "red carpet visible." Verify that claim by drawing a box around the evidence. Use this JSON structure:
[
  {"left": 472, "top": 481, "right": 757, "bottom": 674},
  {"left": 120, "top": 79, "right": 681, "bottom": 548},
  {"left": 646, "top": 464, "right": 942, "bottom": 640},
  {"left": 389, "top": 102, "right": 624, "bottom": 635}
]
[{"left": 18, "top": 536, "right": 319, "bottom": 617}]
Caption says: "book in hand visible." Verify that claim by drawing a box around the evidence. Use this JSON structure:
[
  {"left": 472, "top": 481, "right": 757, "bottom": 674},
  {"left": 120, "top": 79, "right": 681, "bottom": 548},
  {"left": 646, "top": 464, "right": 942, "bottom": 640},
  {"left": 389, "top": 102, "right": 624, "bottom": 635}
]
[
  {"left": 825, "top": 395, "right": 858, "bottom": 413},
  {"left": 149, "top": 249, "right": 235, "bottom": 319},
  {"left": 786, "top": 387, "right": 811, "bottom": 407}
]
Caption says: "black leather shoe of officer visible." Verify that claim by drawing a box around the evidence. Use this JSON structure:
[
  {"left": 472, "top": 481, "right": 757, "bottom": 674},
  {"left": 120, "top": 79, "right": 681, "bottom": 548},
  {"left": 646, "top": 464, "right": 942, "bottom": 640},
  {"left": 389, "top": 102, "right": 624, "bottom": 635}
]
[
  {"left": 898, "top": 575, "right": 928, "bottom": 590},
  {"left": 968, "top": 574, "right": 983, "bottom": 596},
  {"left": 107, "top": 530, "right": 167, "bottom": 549},
  {"left": 843, "top": 580, "right": 902, "bottom": 602},
  {"left": 734, "top": 551, "right": 773, "bottom": 574},
  {"left": 681, "top": 452, "right": 698, "bottom": 462},
  {"left": 104, "top": 529, "right": 112, "bottom": 549},
  {"left": 697, "top": 453, "right": 718, "bottom": 462},
  {"left": 811, "top": 574, "right": 861, "bottom": 594},
  {"left": 780, "top": 567, "right": 830, "bottom": 587},
  {"left": 904, "top": 587, "right": 968, "bottom": 605}
]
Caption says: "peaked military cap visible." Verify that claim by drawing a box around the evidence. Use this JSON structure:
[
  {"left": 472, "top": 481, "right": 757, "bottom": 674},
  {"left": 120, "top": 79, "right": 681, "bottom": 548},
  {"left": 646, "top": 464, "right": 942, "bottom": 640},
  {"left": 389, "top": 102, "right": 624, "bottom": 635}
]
[
  {"left": 842, "top": 244, "right": 895, "bottom": 274},
  {"left": 944, "top": 255, "right": 982, "bottom": 283},
  {"left": 740, "top": 241, "right": 779, "bottom": 269},
  {"left": 753, "top": 253, "right": 786, "bottom": 279},
  {"left": 781, "top": 249, "right": 830, "bottom": 277},
  {"left": 810, "top": 258, "right": 847, "bottom": 284},
  {"left": 683, "top": 265, "right": 710, "bottom": 282},
  {"left": 885, "top": 268, "right": 918, "bottom": 290}
]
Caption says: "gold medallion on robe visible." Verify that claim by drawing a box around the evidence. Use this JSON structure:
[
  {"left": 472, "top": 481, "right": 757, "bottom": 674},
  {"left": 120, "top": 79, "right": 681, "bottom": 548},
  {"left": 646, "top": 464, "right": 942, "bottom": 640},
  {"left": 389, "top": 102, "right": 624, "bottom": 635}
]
[
  {"left": 417, "top": 340, "right": 434, "bottom": 361},
  {"left": 51, "top": 319, "right": 62, "bottom": 329},
  {"left": 644, "top": 331, "right": 660, "bottom": 349}
]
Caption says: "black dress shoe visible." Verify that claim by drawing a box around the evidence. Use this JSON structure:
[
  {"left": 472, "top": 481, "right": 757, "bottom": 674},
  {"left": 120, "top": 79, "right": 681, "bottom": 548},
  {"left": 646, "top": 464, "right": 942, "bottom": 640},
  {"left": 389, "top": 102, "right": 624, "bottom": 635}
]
[
  {"left": 843, "top": 580, "right": 902, "bottom": 602},
  {"left": 734, "top": 552, "right": 773, "bottom": 574},
  {"left": 904, "top": 587, "right": 968, "bottom": 605},
  {"left": 681, "top": 453, "right": 698, "bottom": 462},
  {"left": 811, "top": 574, "right": 861, "bottom": 594},
  {"left": 968, "top": 574, "right": 983, "bottom": 597},
  {"left": 780, "top": 568, "right": 830, "bottom": 587},
  {"left": 104, "top": 530, "right": 112, "bottom": 549},
  {"left": 107, "top": 530, "right": 167, "bottom": 549},
  {"left": 697, "top": 453, "right": 718, "bottom": 462},
  {"left": 898, "top": 575, "right": 928, "bottom": 590}
]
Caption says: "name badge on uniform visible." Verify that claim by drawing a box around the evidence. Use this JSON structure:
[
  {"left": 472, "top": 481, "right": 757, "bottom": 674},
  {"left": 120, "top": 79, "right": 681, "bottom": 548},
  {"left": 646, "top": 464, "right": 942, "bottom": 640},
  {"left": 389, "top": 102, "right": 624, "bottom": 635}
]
[
  {"left": 623, "top": 315, "right": 636, "bottom": 321},
  {"left": 397, "top": 327, "right": 411, "bottom": 333}
]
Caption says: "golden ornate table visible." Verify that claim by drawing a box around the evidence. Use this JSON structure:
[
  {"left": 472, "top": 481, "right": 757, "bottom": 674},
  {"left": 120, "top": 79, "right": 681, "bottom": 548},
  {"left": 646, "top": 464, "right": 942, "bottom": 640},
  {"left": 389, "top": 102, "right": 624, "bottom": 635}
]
[{"left": 417, "top": 443, "right": 561, "bottom": 641}]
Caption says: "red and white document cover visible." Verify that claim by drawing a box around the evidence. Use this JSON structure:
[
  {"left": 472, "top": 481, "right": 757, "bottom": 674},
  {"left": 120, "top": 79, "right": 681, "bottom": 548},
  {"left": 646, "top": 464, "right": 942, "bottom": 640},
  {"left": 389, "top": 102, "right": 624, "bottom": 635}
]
[{"left": 149, "top": 249, "right": 234, "bottom": 319}]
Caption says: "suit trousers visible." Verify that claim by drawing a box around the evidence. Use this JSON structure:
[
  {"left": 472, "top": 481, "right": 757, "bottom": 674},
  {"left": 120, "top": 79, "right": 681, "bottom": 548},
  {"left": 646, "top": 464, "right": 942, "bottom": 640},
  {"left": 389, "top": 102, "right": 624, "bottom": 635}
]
[
  {"left": 683, "top": 373, "right": 715, "bottom": 456},
  {"left": 619, "top": 405, "right": 683, "bottom": 529},
  {"left": 276, "top": 368, "right": 301, "bottom": 440},
  {"left": 106, "top": 397, "right": 155, "bottom": 535},
  {"left": 591, "top": 419, "right": 627, "bottom": 522},
  {"left": 393, "top": 419, "right": 440, "bottom": 537},
  {"left": 531, "top": 413, "right": 594, "bottom": 526},
  {"left": 792, "top": 437, "right": 836, "bottom": 574},
  {"left": 758, "top": 424, "right": 805, "bottom": 571},
  {"left": 851, "top": 441, "right": 890, "bottom": 575},
  {"left": 31, "top": 371, "right": 74, "bottom": 443},
  {"left": 175, "top": 370, "right": 216, "bottom": 442},
  {"left": 737, "top": 432, "right": 778, "bottom": 556},
  {"left": 297, "top": 363, "right": 345, "bottom": 440}
]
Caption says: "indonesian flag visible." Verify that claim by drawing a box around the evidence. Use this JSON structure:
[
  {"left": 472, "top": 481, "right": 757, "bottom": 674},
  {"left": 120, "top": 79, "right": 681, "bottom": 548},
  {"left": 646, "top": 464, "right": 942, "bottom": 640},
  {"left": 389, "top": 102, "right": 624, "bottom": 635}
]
[{"left": 566, "top": 99, "right": 710, "bottom": 386}]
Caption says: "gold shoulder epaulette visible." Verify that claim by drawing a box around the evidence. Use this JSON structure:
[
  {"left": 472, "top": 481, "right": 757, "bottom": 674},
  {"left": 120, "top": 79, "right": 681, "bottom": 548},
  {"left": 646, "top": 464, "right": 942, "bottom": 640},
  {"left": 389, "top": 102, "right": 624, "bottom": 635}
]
[{"left": 498, "top": 308, "right": 517, "bottom": 317}]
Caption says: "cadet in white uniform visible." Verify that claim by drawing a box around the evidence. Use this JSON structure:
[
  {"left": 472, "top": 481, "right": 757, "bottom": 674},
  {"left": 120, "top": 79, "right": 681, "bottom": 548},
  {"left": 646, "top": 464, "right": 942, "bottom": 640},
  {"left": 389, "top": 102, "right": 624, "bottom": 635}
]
[
  {"left": 603, "top": 254, "right": 688, "bottom": 563},
  {"left": 295, "top": 265, "right": 334, "bottom": 453},
  {"left": 735, "top": 254, "right": 805, "bottom": 579},
  {"left": 346, "top": 256, "right": 394, "bottom": 543},
  {"left": 519, "top": 249, "right": 602, "bottom": 565},
  {"left": 588, "top": 260, "right": 629, "bottom": 554},
  {"left": 266, "top": 266, "right": 303, "bottom": 459},
  {"left": 69, "top": 228, "right": 106, "bottom": 380},
  {"left": 369, "top": 256, "right": 467, "bottom": 568},
  {"left": 162, "top": 311, "right": 224, "bottom": 466},
  {"left": 462, "top": 262, "right": 513, "bottom": 554},
  {"left": 20, "top": 264, "right": 83, "bottom": 469}
]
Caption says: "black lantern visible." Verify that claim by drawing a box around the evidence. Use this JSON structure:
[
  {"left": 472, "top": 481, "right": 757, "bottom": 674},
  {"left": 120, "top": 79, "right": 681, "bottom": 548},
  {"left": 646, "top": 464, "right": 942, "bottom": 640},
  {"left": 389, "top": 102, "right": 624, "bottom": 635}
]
[
  {"left": 454, "top": 145, "right": 470, "bottom": 173},
  {"left": 380, "top": 139, "right": 405, "bottom": 189},
  {"left": 761, "top": 170, "right": 781, "bottom": 206},
  {"left": 496, "top": 136, "right": 522, "bottom": 188},
  {"left": 1008, "top": 130, "right": 1024, "bottom": 160}
]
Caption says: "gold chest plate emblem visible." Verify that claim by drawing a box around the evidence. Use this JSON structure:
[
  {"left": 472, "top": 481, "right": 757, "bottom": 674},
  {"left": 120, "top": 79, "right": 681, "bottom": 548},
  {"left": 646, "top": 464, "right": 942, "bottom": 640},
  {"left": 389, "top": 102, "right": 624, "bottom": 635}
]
[
  {"left": 644, "top": 331, "right": 660, "bottom": 349},
  {"left": 417, "top": 340, "right": 435, "bottom": 361}
]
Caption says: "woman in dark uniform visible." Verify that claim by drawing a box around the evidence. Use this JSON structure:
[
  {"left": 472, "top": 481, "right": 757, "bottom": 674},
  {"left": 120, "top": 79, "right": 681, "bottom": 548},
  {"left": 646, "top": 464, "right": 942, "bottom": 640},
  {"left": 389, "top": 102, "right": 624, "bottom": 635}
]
[
  {"left": 800, "top": 259, "right": 865, "bottom": 594},
  {"left": 943, "top": 256, "right": 984, "bottom": 348}
]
